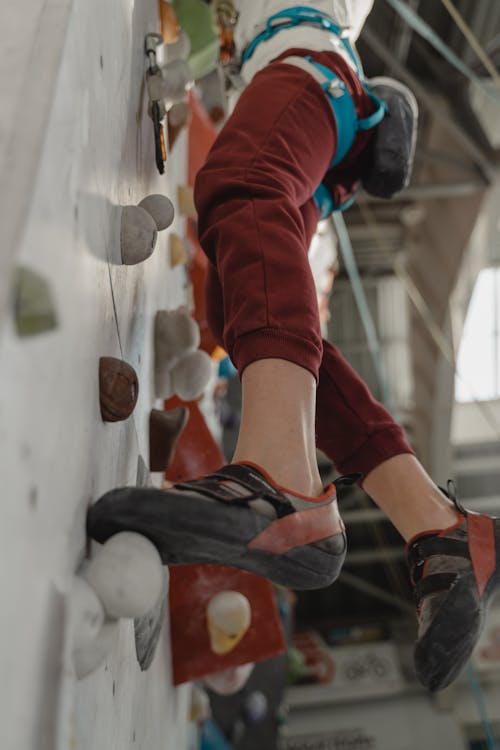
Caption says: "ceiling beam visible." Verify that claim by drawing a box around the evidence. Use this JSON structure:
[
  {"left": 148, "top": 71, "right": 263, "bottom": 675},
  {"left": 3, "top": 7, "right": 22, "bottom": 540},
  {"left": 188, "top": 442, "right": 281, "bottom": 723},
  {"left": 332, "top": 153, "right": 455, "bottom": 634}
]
[{"left": 358, "top": 180, "right": 485, "bottom": 202}]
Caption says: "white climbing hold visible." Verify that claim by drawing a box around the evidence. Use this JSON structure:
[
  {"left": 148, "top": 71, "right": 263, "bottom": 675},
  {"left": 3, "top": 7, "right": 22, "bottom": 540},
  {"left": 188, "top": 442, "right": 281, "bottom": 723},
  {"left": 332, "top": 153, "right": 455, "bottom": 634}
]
[
  {"left": 70, "top": 576, "right": 105, "bottom": 656},
  {"left": 170, "top": 348, "right": 213, "bottom": 401},
  {"left": 83, "top": 532, "right": 164, "bottom": 619},
  {"left": 138, "top": 194, "right": 175, "bottom": 231},
  {"left": 73, "top": 618, "right": 119, "bottom": 680},
  {"left": 203, "top": 663, "right": 255, "bottom": 695},
  {"left": 120, "top": 205, "right": 158, "bottom": 265}
]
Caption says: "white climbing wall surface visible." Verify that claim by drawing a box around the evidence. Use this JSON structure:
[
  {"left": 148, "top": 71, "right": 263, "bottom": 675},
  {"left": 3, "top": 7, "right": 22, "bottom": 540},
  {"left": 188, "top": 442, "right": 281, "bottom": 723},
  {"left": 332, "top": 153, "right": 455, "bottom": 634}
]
[{"left": 0, "top": 0, "right": 193, "bottom": 748}]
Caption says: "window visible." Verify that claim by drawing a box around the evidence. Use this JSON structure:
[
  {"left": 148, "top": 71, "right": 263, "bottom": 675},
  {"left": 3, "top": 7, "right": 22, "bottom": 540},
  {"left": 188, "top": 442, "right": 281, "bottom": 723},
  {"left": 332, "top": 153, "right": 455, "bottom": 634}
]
[{"left": 455, "top": 267, "right": 500, "bottom": 402}]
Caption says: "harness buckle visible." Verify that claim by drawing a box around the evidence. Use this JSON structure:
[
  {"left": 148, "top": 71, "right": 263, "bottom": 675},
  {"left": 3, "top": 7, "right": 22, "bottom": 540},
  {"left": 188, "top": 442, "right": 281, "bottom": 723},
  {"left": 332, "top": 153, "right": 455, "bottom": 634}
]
[{"left": 328, "top": 79, "right": 345, "bottom": 98}]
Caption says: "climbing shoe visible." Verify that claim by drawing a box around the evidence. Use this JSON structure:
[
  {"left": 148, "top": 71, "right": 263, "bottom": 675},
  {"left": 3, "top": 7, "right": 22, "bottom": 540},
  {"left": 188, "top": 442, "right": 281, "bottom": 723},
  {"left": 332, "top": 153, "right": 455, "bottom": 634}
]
[
  {"left": 407, "top": 483, "right": 500, "bottom": 691},
  {"left": 87, "top": 462, "right": 354, "bottom": 590}
]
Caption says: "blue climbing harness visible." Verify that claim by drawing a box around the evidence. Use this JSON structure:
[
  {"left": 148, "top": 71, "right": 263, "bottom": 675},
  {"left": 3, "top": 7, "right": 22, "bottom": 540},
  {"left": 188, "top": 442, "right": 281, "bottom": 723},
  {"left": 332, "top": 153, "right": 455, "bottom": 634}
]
[{"left": 241, "top": 6, "right": 387, "bottom": 218}]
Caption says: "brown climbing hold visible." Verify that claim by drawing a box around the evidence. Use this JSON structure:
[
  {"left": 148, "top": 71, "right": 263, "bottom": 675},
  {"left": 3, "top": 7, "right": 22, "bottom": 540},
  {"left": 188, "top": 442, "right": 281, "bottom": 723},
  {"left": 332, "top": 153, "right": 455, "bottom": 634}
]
[
  {"left": 177, "top": 185, "right": 196, "bottom": 219},
  {"left": 169, "top": 233, "right": 188, "bottom": 267},
  {"left": 149, "top": 407, "right": 189, "bottom": 471},
  {"left": 99, "top": 357, "right": 139, "bottom": 422},
  {"left": 159, "top": 0, "right": 181, "bottom": 44}
]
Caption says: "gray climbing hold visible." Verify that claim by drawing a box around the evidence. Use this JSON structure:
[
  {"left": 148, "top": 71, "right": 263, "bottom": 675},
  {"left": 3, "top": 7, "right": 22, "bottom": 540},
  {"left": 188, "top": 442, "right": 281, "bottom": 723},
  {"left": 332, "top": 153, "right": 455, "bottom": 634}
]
[
  {"left": 138, "top": 194, "right": 175, "bottom": 231},
  {"left": 171, "top": 349, "right": 213, "bottom": 401},
  {"left": 120, "top": 205, "right": 158, "bottom": 265},
  {"left": 134, "top": 568, "right": 169, "bottom": 671},
  {"left": 13, "top": 266, "right": 57, "bottom": 336},
  {"left": 160, "top": 59, "right": 193, "bottom": 105},
  {"left": 154, "top": 308, "right": 200, "bottom": 396},
  {"left": 163, "top": 29, "right": 191, "bottom": 63}
]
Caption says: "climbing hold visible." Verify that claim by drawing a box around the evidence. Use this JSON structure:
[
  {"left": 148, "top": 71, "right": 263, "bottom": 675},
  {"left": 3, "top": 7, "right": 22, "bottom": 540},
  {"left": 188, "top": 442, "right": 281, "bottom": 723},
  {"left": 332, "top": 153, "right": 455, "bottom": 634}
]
[
  {"left": 190, "top": 684, "right": 212, "bottom": 723},
  {"left": 134, "top": 567, "right": 169, "bottom": 671},
  {"left": 13, "top": 266, "right": 57, "bottom": 337},
  {"left": 73, "top": 618, "right": 119, "bottom": 680},
  {"left": 159, "top": 0, "right": 181, "bottom": 44},
  {"left": 120, "top": 205, "right": 158, "bottom": 265},
  {"left": 206, "top": 590, "right": 252, "bottom": 655},
  {"left": 160, "top": 59, "right": 193, "bottom": 106},
  {"left": 70, "top": 577, "right": 105, "bottom": 663},
  {"left": 154, "top": 307, "right": 200, "bottom": 374},
  {"left": 163, "top": 29, "right": 191, "bottom": 61},
  {"left": 138, "top": 194, "right": 175, "bottom": 231},
  {"left": 203, "top": 663, "right": 255, "bottom": 696},
  {"left": 99, "top": 357, "right": 139, "bottom": 422},
  {"left": 167, "top": 101, "right": 190, "bottom": 149},
  {"left": 169, "top": 233, "right": 188, "bottom": 267},
  {"left": 155, "top": 367, "right": 173, "bottom": 400},
  {"left": 83, "top": 532, "right": 164, "bottom": 619},
  {"left": 149, "top": 406, "right": 189, "bottom": 472},
  {"left": 177, "top": 184, "right": 196, "bottom": 218},
  {"left": 242, "top": 690, "right": 268, "bottom": 724},
  {"left": 170, "top": 349, "right": 213, "bottom": 401}
]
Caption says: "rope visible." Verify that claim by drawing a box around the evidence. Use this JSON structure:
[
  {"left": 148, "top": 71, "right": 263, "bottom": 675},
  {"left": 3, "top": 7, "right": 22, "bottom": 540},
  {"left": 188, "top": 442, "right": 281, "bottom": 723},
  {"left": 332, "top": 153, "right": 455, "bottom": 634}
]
[
  {"left": 332, "top": 213, "right": 393, "bottom": 412},
  {"left": 383, "top": 0, "right": 500, "bottom": 104},
  {"left": 466, "top": 664, "right": 500, "bottom": 750},
  {"left": 439, "top": 0, "right": 500, "bottom": 86}
]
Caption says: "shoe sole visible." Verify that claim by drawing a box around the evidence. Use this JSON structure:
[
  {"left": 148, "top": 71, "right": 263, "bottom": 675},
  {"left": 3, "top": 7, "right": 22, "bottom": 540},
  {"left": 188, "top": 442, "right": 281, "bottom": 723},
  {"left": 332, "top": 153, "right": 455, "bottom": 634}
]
[
  {"left": 415, "top": 566, "right": 500, "bottom": 691},
  {"left": 86, "top": 487, "right": 346, "bottom": 590}
]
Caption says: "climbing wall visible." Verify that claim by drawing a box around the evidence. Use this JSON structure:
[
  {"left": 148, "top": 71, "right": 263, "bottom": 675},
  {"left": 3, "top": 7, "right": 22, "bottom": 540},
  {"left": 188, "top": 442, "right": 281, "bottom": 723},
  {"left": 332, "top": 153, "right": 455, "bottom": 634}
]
[{"left": 0, "top": 0, "right": 192, "bottom": 748}]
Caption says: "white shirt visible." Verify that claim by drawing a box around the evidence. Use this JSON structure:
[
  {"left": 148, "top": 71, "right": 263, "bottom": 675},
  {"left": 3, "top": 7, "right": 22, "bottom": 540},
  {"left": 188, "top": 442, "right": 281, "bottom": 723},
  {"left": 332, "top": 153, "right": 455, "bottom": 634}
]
[{"left": 234, "top": 1, "right": 375, "bottom": 83}]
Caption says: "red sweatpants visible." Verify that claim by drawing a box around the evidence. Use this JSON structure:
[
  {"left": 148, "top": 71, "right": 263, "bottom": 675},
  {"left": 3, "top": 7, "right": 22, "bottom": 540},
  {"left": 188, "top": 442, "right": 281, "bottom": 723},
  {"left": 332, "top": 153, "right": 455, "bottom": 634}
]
[{"left": 194, "top": 49, "right": 413, "bottom": 479}]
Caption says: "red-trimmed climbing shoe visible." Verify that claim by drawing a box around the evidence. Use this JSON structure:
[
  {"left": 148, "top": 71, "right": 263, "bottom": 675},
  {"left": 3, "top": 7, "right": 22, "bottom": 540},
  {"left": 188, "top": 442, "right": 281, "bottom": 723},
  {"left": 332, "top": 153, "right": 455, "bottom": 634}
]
[
  {"left": 87, "top": 462, "right": 354, "bottom": 590},
  {"left": 407, "top": 483, "right": 500, "bottom": 691}
]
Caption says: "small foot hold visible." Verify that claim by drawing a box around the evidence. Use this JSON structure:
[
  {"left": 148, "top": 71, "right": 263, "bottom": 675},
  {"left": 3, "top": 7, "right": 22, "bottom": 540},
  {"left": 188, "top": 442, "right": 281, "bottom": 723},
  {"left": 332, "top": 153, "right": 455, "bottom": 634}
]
[
  {"left": 167, "top": 101, "right": 190, "bottom": 149},
  {"left": 83, "top": 532, "right": 164, "bottom": 619},
  {"left": 149, "top": 406, "right": 188, "bottom": 471},
  {"left": 99, "top": 356, "right": 139, "bottom": 422},
  {"left": 177, "top": 184, "right": 196, "bottom": 218},
  {"left": 190, "top": 684, "right": 211, "bottom": 722},
  {"left": 170, "top": 348, "right": 213, "bottom": 401},
  {"left": 138, "top": 194, "right": 175, "bottom": 231},
  {"left": 206, "top": 590, "right": 251, "bottom": 655},
  {"left": 120, "top": 206, "right": 158, "bottom": 265},
  {"left": 13, "top": 266, "right": 57, "bottom": 337},
  {"left": 169, "top": 232, "right": 188, "bottom": 267}
]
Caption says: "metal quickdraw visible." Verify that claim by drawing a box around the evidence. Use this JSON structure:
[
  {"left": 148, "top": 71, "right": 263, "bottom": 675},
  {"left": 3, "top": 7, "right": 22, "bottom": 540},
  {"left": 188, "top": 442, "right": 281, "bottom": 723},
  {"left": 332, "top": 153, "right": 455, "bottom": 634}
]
[{"left": 145, "top": 33, "right": 167, "bottom": 175}]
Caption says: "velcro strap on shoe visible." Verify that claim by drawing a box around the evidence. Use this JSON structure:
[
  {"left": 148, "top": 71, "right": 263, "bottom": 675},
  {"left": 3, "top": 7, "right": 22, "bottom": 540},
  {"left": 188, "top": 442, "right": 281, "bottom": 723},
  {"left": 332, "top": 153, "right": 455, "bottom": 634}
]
[
  {"left": 174, "top": 465, "right": 296, "bottom": 518},
  {"left": 174, "top": 478, "right": 251, "bottom": 504},
  {"left": 212, "top": 464, "right": 287, "bottom": 498},
  {"left": 407, "top": 537, "right": 469, "bottom": 569},
  {"left": 413, "top": 572, "right": 459, "bottom": 603}
]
